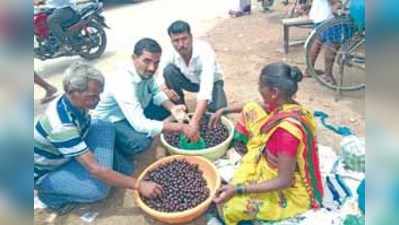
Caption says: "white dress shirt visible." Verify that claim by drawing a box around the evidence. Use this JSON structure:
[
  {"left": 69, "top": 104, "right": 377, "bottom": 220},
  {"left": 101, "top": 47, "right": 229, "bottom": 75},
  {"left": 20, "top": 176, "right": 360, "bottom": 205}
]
[
  {"left": 93, "top": 63, "right": 169, "bottom": 137},
  {"left": 158, "top": 40, "right": 223, "bottom": 102}
]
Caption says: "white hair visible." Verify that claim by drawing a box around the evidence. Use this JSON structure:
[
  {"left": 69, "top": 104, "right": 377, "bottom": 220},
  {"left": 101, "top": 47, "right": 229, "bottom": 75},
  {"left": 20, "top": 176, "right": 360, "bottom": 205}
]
[{"left": 63, "top": 61, "right": 104, "bottom": 93}]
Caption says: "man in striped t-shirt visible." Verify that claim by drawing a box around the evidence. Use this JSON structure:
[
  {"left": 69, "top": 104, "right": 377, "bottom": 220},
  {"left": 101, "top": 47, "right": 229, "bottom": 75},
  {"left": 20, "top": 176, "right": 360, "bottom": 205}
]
[{"left": 34, "top": 62, "right": 163, "bottom": 213}]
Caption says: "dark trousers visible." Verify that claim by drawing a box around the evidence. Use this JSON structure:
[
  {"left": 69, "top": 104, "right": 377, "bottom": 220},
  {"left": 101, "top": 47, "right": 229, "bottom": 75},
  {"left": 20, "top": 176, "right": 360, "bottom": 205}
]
[
  {"left": 112, "top": 101, "right": 170, "bottom": 174},
  {"left": 163, "top": 64, "right": 227, "bottom": 112},
  {"left": 47, "top": 7, "right": 78, "bottom": 45}
]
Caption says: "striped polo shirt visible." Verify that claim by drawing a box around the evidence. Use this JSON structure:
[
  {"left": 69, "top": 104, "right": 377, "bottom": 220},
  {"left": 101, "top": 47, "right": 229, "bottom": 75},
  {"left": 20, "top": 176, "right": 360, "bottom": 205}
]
[{"left": 34, "top": 95, "right": 91, "bottom": 184}]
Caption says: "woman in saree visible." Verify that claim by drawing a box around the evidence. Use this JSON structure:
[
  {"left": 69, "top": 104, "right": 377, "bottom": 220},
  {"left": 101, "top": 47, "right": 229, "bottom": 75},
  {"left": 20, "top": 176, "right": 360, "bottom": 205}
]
[{"left": 209, "top": 62, "right": 324, "bottom": 225}]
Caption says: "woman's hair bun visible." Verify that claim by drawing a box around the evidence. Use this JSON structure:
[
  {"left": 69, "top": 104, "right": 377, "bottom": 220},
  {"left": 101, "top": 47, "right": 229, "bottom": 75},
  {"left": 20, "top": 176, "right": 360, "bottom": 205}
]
[{"left": 289, "top": 66, "right": 303, "bottom": 83}]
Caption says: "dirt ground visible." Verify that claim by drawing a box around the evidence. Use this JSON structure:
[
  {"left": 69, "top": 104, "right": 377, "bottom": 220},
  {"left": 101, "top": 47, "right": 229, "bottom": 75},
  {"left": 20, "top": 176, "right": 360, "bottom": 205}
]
[
  {"left": 203, "top": 7, "right": 365, "bottom": 148},
  {"left": 34, "top": 2, "right": 364, "bottom": 225}
]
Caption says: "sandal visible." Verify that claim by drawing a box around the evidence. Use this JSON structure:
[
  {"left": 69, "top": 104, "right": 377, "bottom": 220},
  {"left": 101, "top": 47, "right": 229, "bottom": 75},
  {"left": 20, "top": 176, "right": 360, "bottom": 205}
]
[
  {"left": 304, "top": 68, "right": 324, "bottom": 78},
  {"left": 46, "top": 203, "right": 77, "bottom": 216}
]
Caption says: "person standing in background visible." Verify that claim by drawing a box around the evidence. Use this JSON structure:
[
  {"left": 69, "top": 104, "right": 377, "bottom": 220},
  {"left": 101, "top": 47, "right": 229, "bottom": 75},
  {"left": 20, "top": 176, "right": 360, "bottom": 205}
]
[{"left": 34, "top": 71, "right": 58, "bottom": 104}]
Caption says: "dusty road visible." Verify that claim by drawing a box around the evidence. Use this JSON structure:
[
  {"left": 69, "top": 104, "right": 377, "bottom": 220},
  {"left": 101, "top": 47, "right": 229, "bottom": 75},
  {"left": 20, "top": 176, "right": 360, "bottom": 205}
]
[
  {"left": 34, "top": 0, "right": 232, "bottom": 107},
  {"left": 34, "top": 1, "right": 364, "bottom": 225},
  {"left": 34, "top": 1, "right": 236, "bottom": 224}
]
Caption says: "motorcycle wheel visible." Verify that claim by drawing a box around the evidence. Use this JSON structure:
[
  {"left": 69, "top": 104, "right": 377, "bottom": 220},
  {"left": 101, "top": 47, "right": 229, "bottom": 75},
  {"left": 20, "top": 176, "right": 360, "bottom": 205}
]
[{"left": 78, "top": 22, "right": 107, "bottom": 60}]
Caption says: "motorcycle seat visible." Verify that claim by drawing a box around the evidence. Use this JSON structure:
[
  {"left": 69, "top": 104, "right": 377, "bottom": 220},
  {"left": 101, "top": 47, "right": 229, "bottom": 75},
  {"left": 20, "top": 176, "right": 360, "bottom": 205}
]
[
  {"left": 79, "top": 4, "right": 98, "bottom": 18},
  {"left": 61, "top": 4, "right": 99, "bottom": 28},
  {"left": 61, "top": 14, "right": 81, "bottom": 28}
]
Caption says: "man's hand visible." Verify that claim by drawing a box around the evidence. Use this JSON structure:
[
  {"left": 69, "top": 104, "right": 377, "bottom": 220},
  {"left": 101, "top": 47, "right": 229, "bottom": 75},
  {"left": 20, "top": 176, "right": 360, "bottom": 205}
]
[
  {"left": 180, "top": 124, "right": 192, "bottom": 138},
  {"left": 163, "top": 87, "right": 180, "bottom": 102},
  {"left": 182, "top": 122, "right": 200, "bottom": 142},
  {"left": 209, "top": 108, "right": 224, "bottom": 128},
  {"left": 171, "top": 104, "right": 187, "bottom": 122},
  {"left": 137, "top": 180, "right": 164, "bottom": 199},
  {"left": 213, "top": 184, "right": 236, "bottom": 204}
]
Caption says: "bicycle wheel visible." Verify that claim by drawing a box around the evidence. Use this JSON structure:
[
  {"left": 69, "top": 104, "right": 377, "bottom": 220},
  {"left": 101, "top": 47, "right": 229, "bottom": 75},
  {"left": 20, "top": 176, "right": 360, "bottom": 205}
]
[
  {"left": 336, "top": 32, "right": 366, "bottom": 91},
  {"left": 305, "top": 17, "right": 365, "bottom": 91}
]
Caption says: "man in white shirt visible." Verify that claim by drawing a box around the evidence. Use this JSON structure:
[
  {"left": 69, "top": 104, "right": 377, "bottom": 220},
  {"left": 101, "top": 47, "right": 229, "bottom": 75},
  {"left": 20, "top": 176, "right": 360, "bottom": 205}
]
[
  {"left": 306, "top": 0, "right": 343, "bottom": 84},
  {"left": 159, "top": 20, "right": 227, "bottom": 141},
  {"left": 94, "top": 38, "right": 192, "bottom": 163},
  {"left": 308, "top": 0, "right": 334, "bottom": 24}
]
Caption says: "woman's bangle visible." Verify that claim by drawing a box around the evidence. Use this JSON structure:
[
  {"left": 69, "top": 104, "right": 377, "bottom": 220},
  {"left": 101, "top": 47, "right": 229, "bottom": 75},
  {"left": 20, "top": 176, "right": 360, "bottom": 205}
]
[{"left": 235, "top": 184, "right": 247, "bottom": 195}]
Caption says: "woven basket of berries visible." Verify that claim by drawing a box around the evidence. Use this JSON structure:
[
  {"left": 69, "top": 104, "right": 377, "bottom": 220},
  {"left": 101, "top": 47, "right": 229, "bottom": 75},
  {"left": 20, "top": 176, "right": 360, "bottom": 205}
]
[
  {"left": 133, "top": 155, "right": 221, "bottom": 224},
  {"left": 161, "top": 113, "right": 234, "bottom": 161}
]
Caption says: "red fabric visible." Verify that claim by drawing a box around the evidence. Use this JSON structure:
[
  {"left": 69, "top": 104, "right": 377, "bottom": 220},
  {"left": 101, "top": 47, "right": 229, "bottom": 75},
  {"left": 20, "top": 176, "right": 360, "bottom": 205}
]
[
  {"left": 264, "top": 128, "right": 299, "bottom": 157},
  {"left": 260, "top": 110, "right": 324, "bottom": 207},
  {"left": 235, "top": 120, "right": 250, "bottom": 137}
]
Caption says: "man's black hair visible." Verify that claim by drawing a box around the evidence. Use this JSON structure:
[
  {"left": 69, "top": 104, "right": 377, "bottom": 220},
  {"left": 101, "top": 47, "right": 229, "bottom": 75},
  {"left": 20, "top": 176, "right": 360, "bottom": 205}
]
[
  {"left": 133, "top": 38, "right": 162, "bottom": 56},
  {"left": 167, "top": 20, "right": 191, "bottom": 36}
]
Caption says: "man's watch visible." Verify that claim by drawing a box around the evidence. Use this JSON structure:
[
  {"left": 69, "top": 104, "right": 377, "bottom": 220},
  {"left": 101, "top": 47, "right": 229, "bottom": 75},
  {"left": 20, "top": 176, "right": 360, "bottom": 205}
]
[
  {"left": 235, "top": 184, "right": 247, "bottom": 195},
  {"left": 222, "top": 107, "right": 229, "bottom": 115}
]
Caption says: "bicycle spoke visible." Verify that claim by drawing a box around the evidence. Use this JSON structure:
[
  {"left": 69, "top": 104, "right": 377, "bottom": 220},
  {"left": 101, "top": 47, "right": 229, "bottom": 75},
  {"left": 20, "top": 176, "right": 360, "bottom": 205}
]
[{"left": 305, "top": 17, "right": 365, "bottom": 91}]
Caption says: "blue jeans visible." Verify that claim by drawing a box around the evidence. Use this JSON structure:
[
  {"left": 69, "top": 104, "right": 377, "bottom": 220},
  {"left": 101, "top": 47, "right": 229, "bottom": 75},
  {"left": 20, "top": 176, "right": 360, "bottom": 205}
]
[
  {"left": 35, "top": 119, "right": 119, "bottom": 209},
  {"left": 113, "top": 101, "right": 170, "bottom": 165}
]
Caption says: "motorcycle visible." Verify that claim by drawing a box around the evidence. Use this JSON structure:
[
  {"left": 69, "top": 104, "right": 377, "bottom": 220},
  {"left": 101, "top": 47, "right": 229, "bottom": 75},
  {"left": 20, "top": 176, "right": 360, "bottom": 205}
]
[{"left": 34, "top": 0, "right": 109, "bottom": 60}]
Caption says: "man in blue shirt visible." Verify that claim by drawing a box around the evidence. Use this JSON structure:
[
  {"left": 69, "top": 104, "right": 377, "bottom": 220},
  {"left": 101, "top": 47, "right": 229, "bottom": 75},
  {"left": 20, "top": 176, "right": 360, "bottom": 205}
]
[
  {"left": 34, "top": 62, "right": 163, "bottom": 214},
  {"left": 94, "top": 38, "right": 193, "bottom": 161}
]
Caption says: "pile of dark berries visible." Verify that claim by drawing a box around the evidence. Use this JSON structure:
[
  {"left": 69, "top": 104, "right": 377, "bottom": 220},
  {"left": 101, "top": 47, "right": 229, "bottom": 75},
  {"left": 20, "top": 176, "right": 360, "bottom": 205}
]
[
  {"left": 164, "top": 114, "right": 229, "bottom": 149},
  {"left": 233, "top": 141, "right": 247, "bottom": 155},
  {"left": 199, "top": 115, "right": 229, "bottom": 147},
  {"left": 164, "top": 131, "right": 180, "bottom": 147},
  {"left": 141, "top": 159, "right": 210, "bottom": 212}
]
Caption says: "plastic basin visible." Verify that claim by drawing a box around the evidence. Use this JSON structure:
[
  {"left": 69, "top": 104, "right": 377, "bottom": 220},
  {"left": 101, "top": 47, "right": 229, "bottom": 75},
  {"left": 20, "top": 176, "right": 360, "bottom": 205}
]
[
  {"left": 133, "top": 155, "right": 221, "bottom": 224},
  {"left": 160, "top": 114, "right": 234, "bottom": 161}
]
